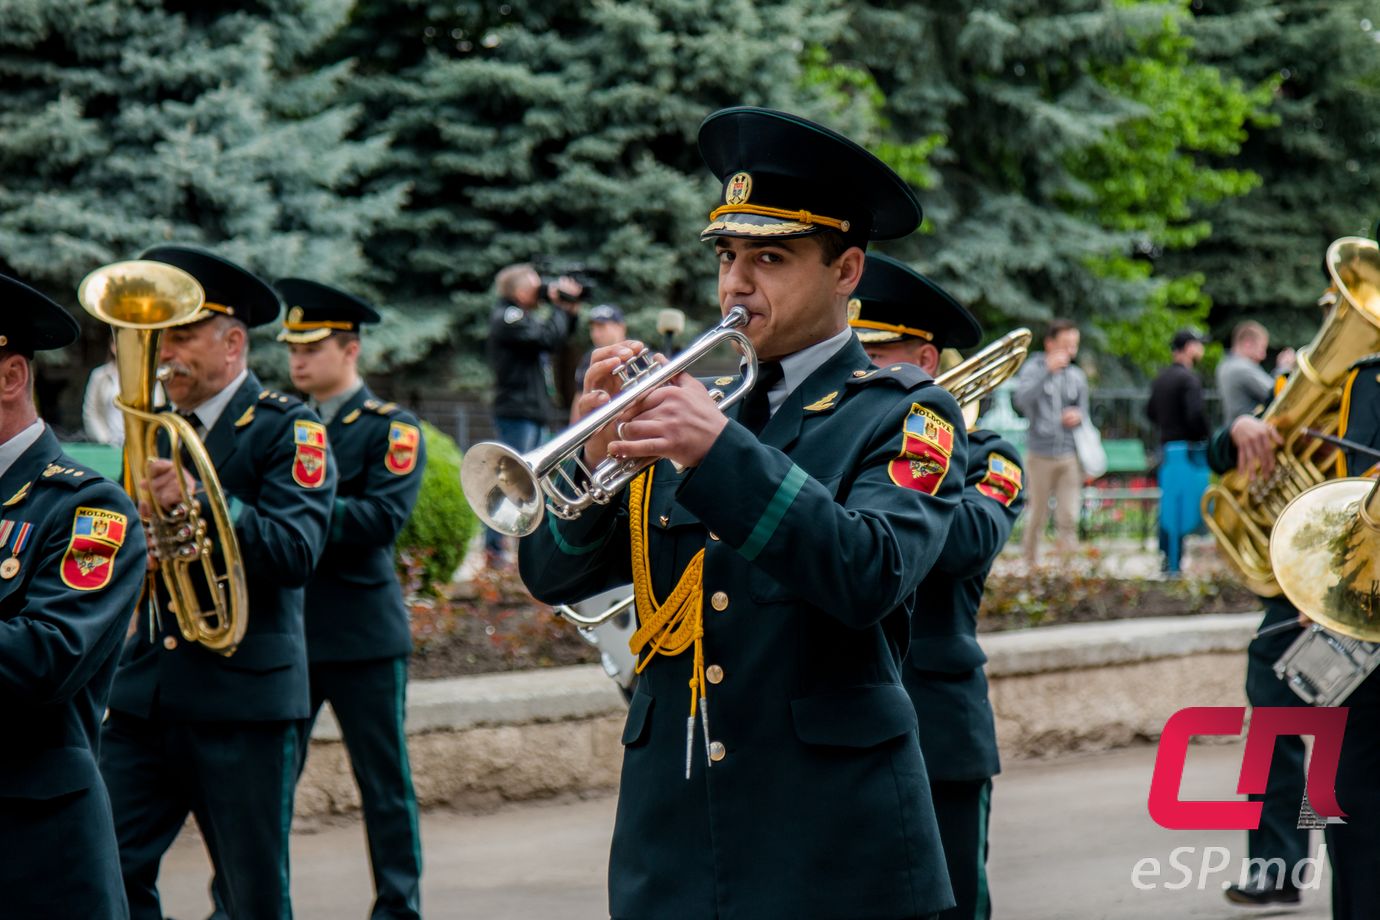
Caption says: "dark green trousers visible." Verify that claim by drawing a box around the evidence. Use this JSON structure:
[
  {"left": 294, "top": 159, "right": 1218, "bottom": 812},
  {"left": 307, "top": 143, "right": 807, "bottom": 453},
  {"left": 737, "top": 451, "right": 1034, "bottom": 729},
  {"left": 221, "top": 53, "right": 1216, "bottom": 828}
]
[
  {"left": 301, "top": 657, "right": 422, "bottom": 920},
  {"left": 1245, "top": 598, "right": 1310, "bottom": 880},
  {"left": 931, "top": 779, "right": 992, "bottom": 920},
  {"left": 101, "top": 713, "right": 298, "bottom": 920}
]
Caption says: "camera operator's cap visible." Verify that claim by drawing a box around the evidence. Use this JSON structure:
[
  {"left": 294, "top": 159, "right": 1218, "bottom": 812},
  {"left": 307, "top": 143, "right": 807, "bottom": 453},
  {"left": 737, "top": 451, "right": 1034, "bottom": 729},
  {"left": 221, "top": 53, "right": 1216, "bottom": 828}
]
[
  {"left": 848, "top": 253, "right": 981, "bottom": 349},
  {"left": 0, "top": 273, "right": 79, "bottom": 353},
  {"left": 1170, "top": 328, "right": 1204, "bottom": 351},
  {"left": 274, "top": 278, "right": 382, "bottom": 343},
  {"left": 140, "top": 245, "right": 281, "bottom": 328},
  {"left": 588, "top": 304, "right": 624, "bottom": 324},
  {"left": 698, "top": 107, "right": 922, "bottom": 245}
]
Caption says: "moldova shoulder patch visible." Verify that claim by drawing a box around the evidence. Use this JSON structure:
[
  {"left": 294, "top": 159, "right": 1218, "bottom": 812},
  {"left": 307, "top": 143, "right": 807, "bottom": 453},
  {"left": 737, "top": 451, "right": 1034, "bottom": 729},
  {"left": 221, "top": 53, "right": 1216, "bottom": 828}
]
[
  {"left": 976, "top": 452, "right": 1023, "bottom": 507},
  {"left": 386, "top": 421, "right": 420, "bottom": 475},
  {"left": 293, "top": 419, "right": 329, "bottom": 489},
  {"left": 888, "top": 403, "right": 954, "bottom": 495},
  {"left": 61, "top": 506, "right": 128, "bottom": 591}
]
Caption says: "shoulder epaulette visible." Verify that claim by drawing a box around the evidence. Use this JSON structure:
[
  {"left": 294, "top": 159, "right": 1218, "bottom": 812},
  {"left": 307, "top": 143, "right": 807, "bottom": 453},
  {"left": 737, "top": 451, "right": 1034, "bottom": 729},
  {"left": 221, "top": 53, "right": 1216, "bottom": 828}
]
[
  {"left": 362, "top": 398, "right": 402, "bottom": 417},
  {"left": 257, "top": 389, "right": 301, "bottom": 411},
  {"left": 845, "top": 363, "right": 932, "bottom": 389},
  {"left": 37, "top": 461, "right": 101, "bottom": 489}
]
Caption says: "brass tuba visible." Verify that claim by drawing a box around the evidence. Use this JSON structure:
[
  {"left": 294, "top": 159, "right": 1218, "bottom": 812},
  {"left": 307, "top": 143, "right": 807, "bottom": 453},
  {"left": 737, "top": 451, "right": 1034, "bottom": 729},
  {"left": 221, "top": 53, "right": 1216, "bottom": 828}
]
[
  {"left": 78, "top": 260, "right": 249, "bottom": 655},
  {"left": 1203, "top": 237, "right": 1380, "bottom": 597}
]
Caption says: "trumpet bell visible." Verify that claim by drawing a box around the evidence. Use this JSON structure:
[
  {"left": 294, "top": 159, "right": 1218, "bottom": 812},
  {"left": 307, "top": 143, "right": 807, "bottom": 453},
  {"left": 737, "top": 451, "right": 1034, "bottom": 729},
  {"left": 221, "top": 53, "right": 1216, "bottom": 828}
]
[
  {"left": 461, "top": 441, "right": 543, "bottom": 537},
  {"left": 1271, "top": 476, "right": 1380, "bottom": 642},
  {"left": 77, "top": 260, "right": 205, "bottom": 328}
]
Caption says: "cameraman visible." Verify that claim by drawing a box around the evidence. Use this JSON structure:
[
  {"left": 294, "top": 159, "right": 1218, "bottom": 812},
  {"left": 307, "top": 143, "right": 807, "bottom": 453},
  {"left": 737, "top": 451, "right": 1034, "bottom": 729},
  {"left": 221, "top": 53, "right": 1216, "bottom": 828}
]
[{"left": 485, "top": 262, "right": 582, "bottom": 567}]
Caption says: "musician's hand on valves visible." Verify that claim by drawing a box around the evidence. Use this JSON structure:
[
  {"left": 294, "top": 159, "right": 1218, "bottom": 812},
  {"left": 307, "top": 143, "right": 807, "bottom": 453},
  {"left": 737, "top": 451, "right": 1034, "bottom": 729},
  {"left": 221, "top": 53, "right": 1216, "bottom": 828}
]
[
  {"left": 1230, "top": 415, "right": 1282, "bottom": 480},
  {"left": 144, "top": 458, "right": 198, "bottom": 515},
  {"left": 577, "top": 341, "right": 647, "bottom": 466},
  {"left": 605, "top": 373, "right": 727, "bottom": 469}
]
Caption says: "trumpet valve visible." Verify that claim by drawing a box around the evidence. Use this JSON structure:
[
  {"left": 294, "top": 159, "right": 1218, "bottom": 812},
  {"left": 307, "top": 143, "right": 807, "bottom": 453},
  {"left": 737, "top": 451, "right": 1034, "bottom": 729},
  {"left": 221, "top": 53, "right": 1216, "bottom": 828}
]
[
  {"left": 168, "top": 502, "right": 189, "bottom": 521},
  {"left": 614, "top": 349, "right": 655, "bottom": 385}
]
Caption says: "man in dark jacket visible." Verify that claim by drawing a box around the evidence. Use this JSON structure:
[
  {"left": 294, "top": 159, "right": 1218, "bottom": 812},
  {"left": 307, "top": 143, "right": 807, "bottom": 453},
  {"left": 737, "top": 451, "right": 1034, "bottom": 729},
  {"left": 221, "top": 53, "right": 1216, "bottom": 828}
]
[
  {"left": 1146, "top": 329, "right": 1209, "bottom": 574},
  {"left": 520, "top": 107, "right": 966, "bottom": 920},
  {"left": 279, "top": 278, "right": 427, "bottom": 920},
  {"left": 101, "top": 246, "right": 337, "bottom": 920},
  {"left": 484, "top": 262, "right": 581, "bottom": 565},
  {"left": 851, "top": 253, "right": 1025, "bottom": 920},
  {"left": 0, "top": 273, "right": 147, "bottom": 920}
]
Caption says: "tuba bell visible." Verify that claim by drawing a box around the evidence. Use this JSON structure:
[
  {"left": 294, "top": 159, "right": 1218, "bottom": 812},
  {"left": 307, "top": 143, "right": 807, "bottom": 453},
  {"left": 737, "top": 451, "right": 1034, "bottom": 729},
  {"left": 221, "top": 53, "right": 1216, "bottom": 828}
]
[
  {"left": 79, "top": 260, "right": 249, "bottom": 656},
  {"left": 1202, "top": 237, "right": 1380, "bottom": 597}
]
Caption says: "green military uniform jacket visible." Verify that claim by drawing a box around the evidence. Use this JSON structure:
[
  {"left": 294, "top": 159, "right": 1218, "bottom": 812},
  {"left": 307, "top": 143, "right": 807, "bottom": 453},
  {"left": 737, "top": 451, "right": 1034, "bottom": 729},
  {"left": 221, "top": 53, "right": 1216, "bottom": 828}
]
[
  {"left": 109, "top": 372, "right": 336, "bottom": 722},
  {"left": 520, "top": 336, "right": 967, "bottom": 920},
  {"left": 0, "top": 426, "right": 146, "bottom": 918},
  {"left": 305, "top": 386, "right": 425, "bottom": 662},
  {"left": 906, "top": 429, "right": 1024, "bottom": 783}
]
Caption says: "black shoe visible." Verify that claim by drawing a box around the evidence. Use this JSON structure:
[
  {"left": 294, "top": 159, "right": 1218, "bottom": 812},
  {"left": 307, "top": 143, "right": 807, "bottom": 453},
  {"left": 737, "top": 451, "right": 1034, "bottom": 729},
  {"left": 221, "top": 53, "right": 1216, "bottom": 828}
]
[{"left": 1224, "top": 869, "right": 1301, "bottom": 907}]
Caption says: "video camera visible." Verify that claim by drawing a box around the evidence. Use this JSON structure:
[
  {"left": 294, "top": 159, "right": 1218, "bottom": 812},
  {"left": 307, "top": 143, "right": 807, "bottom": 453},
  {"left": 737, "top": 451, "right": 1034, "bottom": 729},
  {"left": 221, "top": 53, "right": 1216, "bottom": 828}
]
[{"left": 532, "top": 256, "right": 602, "bottom": 305}]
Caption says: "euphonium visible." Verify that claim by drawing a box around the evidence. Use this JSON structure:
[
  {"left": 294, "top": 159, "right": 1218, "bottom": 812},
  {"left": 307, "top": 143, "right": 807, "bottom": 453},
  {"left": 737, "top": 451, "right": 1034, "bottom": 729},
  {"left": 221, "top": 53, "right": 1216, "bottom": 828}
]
[
  {"left": 78, "top": 260, "right": 249, "bottom": 656},
  {"left": 1202, "top": 237, "right": 1380, "bottom": 597},
  {"left": 461, "top": 306, "right": 758, "bottom": 537},
  {"left": 935, "top": 328, "right": 1032, "bottom": 424}
]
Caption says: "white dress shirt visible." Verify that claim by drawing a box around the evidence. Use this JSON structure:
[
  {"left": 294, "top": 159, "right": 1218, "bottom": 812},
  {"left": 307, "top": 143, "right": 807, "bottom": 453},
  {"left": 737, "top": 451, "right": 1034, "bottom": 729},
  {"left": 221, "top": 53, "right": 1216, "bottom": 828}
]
[{"left": 172, "top": 368, "right": 249, "bottom": 433}]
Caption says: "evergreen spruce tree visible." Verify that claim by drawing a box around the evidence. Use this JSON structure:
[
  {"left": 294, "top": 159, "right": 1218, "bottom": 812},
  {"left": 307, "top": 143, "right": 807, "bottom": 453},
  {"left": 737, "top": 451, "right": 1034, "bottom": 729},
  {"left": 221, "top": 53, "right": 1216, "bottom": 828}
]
[
  {"left": 1162, "top": 1, "right": 1380, "bottom": 349},
  {"left": 0, "top": 0, "right": 404, "bottom": 379},
  {"left": 336, "top": 0, "right": 856, "bottom": 389}
]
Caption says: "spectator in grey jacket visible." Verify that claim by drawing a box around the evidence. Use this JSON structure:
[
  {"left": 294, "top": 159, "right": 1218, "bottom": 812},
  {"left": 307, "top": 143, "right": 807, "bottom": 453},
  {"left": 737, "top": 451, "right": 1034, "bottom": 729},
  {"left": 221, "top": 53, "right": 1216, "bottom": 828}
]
[
  {"left": 1216, "top": 321, "right": 1293, "bottom": 424},
  {"left": 1012, "top": 318, "right": 1089, "bottom": 568}
]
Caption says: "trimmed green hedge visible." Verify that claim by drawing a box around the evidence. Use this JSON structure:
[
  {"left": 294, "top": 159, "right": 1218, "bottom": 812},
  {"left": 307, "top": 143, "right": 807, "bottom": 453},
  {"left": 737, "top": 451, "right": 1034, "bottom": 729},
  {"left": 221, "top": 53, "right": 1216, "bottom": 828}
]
[{"left": 396, "top": 422, "right": 477, "bottom": 592}]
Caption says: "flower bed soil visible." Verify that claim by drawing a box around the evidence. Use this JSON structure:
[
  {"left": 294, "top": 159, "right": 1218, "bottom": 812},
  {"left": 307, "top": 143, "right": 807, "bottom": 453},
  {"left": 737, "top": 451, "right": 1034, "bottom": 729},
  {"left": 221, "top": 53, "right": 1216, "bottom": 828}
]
[{"left": 406, "top": 563, "right": 1261, "bottom": 681}]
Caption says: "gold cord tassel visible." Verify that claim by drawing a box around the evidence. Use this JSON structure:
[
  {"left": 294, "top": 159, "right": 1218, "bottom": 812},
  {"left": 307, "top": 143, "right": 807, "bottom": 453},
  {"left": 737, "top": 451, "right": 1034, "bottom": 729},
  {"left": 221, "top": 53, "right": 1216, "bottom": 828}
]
[{"left": 628, "top": 468, "right": 710, "bottom": 778}]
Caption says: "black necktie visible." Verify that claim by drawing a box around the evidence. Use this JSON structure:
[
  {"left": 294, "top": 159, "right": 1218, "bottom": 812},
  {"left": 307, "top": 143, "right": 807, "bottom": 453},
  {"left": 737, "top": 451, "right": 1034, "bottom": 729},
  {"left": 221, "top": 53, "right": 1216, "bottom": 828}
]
[
  {"left": 739, "top": 361, "right": 784, "bottom": 436},
  {"left": 178, "top": 410, "right": 205, "bottom": 440}
]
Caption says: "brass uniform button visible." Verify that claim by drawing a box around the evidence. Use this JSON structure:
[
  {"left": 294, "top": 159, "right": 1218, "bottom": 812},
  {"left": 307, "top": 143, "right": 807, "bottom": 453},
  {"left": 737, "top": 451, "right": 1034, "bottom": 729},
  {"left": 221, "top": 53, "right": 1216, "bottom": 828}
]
[
  {"left": 710, "top": 591, "right": 729, "bottom": 611},
  {"left": 162, "top": 636, "right": 178, "bottom": 650},
  {"left": 852, "top": 370, "right": 867, "bottom": 378},
  {"left": 709, "top": 532, "right": 720, "bottom": 542},
  {"left": 706, "top": 664, "right": 724, "bottom": 684},
  {"left": 709, "top": 741, "right": 726, "bottom": 762}
]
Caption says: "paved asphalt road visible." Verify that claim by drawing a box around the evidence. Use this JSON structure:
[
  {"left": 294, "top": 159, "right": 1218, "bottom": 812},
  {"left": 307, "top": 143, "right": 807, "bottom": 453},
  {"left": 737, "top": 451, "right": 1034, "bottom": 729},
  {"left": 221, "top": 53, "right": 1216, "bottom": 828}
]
[{"left": 161, "top": 740, "right": 1332, "bottom": 919}]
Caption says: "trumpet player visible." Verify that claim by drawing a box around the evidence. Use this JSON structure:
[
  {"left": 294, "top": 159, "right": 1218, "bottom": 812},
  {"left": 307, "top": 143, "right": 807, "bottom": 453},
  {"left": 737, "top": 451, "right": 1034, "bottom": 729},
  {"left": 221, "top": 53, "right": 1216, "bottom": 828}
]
[
  {"left": 850, "top": 253, "right": 1025, "bottom": 920},
  {"left": 519, "top": 107, "right": 968, "bottom": 919},
  {"left": 99, "top": 246, "right": 337, "bottom": 920},
  {"left": 0, "top": 275, "right": 147, "bottom": 920}
]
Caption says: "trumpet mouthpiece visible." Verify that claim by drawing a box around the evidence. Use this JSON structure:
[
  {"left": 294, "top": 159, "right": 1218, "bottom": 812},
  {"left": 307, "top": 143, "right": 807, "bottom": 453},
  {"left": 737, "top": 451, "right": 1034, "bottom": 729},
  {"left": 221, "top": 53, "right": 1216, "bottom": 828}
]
[{"left": 156, "top": 366, "right": 174, "bottom": 382}]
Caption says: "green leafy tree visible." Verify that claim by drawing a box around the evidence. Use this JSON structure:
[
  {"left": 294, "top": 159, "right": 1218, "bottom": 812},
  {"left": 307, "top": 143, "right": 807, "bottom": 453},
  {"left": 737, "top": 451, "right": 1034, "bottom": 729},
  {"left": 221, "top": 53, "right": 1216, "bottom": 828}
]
[
  {"left": 825, "top": 1, "right": 1268, "bottom": 381},
  {"left": 0, "top": 0, "right": 404, "bottom": 386},
  {"left": 1160, "top": 1, "right": 1380, "bottom": 351},
  {"left": 1070, "top": 4, "right": 1274, "bottom": 373}
]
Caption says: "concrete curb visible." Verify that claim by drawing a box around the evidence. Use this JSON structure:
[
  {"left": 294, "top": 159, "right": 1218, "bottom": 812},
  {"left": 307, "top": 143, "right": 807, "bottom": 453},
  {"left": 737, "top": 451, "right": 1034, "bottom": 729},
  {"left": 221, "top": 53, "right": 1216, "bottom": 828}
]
[
  {"left": 309, "top": 663, "right": 626, "bottom": 742},
  {"left": 982, "top": 611, "right": 1262, "bottom": 678}
]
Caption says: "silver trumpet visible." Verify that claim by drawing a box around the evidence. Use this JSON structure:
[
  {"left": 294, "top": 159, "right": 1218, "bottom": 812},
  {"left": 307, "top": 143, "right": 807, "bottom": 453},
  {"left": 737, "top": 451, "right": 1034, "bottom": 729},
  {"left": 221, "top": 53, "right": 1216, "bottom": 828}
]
[{"left": 462, "top": 305, "right": 757, "bottom": 537}]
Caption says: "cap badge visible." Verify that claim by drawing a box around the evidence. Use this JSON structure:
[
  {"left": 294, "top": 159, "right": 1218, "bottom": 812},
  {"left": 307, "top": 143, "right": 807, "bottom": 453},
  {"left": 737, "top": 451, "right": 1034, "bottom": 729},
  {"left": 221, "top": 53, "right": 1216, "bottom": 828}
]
[
  {"left": 847, "top": 298, "right": 862, "bottom": 323},
  {"left": 287, "top": 306, "right": 304, "bottom": 324},
  {"left": 725, "top": 172, "right": 752, "bottom": 206}
]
